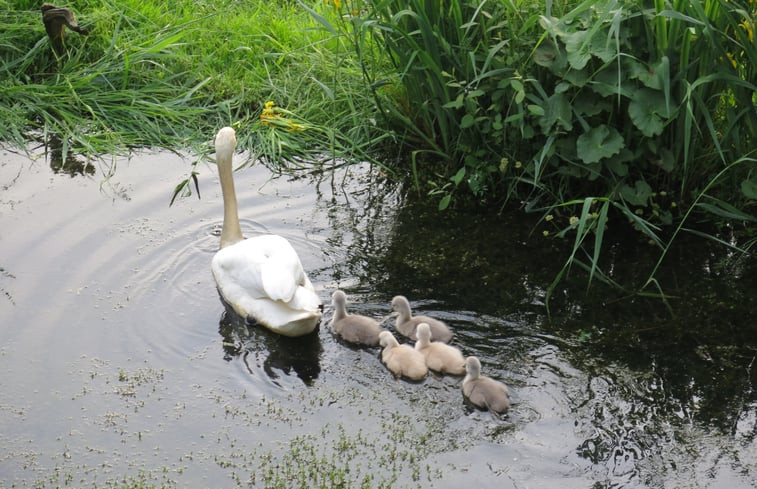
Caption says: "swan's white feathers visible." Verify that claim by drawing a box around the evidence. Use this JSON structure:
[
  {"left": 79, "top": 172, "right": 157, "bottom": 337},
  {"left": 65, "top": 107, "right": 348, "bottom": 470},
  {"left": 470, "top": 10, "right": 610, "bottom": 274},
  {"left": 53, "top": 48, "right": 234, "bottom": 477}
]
[{"left": 211, "top": 127, "right": 321, "bottom": 336}]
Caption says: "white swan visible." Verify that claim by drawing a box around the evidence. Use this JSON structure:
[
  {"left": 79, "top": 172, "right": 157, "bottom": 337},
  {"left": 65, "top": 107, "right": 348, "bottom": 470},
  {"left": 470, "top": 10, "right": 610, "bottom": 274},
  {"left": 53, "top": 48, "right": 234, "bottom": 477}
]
[
  {"left": 378, "top": 331, "right": 427, "bottom": 380},
  {"left": 330, "top": 290, "right": 384, "bottom": 346},
  {"left": 391, "top": 295, "right": 453, "bottom": 343},
  {"left": 414, "top": 323, "right": 465, "bottom": 375},
  {"left": 462, "top": 356, "right": 510, "bottom": 413},
  {"left": 210, "top": 127, "right": 322, "bottom": 337}
]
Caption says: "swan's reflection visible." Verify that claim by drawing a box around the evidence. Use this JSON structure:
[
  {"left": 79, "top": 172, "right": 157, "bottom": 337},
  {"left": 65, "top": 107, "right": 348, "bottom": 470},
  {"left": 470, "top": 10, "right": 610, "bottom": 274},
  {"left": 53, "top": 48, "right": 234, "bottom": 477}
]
[
  {"left": 45, "top": 134, "right": 95, "bottom": 177},
  {"left": 218, "top": 304, "right": 322, "bottom": 386}
]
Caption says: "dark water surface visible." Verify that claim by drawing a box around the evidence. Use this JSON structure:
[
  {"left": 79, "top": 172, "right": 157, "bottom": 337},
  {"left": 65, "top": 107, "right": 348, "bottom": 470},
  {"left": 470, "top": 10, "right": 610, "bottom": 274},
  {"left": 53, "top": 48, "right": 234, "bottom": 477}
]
[{"left": 1, "top": 145, "right": 754, "bottom": 488}]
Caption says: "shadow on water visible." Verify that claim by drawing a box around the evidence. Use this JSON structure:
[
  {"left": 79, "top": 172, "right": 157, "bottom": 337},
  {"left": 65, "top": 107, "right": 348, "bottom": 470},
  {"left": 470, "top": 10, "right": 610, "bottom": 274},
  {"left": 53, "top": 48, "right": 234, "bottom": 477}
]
[
  {"left": 217, "top": 301, "right": 323, "bottom": 386},
  {"left": 41, "top": 133, "right": 96, "bottom": 177},
  {"left": 342, "top": 190, "right": 756, "bottom": 485}
]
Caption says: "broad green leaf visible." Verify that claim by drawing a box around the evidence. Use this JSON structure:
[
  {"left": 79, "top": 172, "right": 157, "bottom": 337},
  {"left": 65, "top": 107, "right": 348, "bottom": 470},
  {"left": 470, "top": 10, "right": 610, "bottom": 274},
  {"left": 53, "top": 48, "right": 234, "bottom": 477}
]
[
  {"left": 537, "top": 93, "right": 572, "bottom": 134},
  {"left": 533, "top": 40, "right": 567, "bottom": 72},
  {"left": 443, "top": 94, "right": 464, "bottom": 109},
  {"left": 620, "top": 179, "right": 653, "bottom": 207},
  {"left": 590, "top": 68, "right": 634, "bottom": 98},
  {"left": 656, "top": 148, "right": 675, "bottom": 172},
  {"left": 589, "top": 32, "right": 616, "bottom": 63},
  {"left": 460, "top": 113, "right": 475, "bottom": 128},
  {"left": 451, "top": 167, "right": 466, "bottom": 185},
  {"left": 605, "top": 158, "right": 629, "bottom": 177},
  {"left": 563, "top": 30, "right": 592, "bottom": 70},
  {"left": 573, "top": 96, "right": 610, "bottom": 117},
  {"left": 563, "top": 67, "right": 590, "bottom": 87},
  {"left": 527, "top": 104, "right": 545, "bottom": 116},
  {"left": 741, "top": 178, "right": 757, "bottom": 199},
  {"left": 630, "top": 58, "right": 669, "bottom": 90},
  {"left": 628, "top": 88, "right": 669, "bottom": 137},
  {"left": 576, "top": 125, "right": 624, "bottom": 164}
]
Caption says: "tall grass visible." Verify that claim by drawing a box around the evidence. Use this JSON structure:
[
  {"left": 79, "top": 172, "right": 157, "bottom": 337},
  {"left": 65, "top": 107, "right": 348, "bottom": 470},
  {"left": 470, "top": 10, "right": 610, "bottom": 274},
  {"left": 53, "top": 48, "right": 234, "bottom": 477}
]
[
  {"left": 1, "top": 0, "right": 754, "bottom": 300},
  {"left": 0, "top": 0, "right": 385, "bottom": 174},
  {"left": 308, "top": 0, "right": 756, "bottom": 299}
]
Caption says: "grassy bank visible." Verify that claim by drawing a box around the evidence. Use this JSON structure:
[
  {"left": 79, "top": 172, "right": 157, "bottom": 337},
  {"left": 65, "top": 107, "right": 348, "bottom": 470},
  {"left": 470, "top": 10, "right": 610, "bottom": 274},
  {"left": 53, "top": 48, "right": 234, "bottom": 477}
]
[
  {"left": 0, "top": 0, "right": 384, "bottom": 168},
  {"left": 1, "top": 0, "right": 754, "bottom": 299}
]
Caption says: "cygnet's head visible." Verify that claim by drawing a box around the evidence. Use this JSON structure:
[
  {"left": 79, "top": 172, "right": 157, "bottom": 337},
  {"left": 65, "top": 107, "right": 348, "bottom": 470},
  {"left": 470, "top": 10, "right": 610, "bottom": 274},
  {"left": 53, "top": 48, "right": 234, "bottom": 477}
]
[
  {"left": 391, "top": 295, "right": 410, "bottom": 313},
  {"left": 379, "top": 331, "right": 398, "bottom": 348},
  {"left": 465, "top": 356, "right": 481, "bottom": 378},
  {"left": 215, "top": 126, "right": 237, "bottom": 161},
  {"left": 416, "top": 323, "right": 432, "bottom": 344},
  {"left": 331, "top": 290, "right": 347, "bottom": 308}
]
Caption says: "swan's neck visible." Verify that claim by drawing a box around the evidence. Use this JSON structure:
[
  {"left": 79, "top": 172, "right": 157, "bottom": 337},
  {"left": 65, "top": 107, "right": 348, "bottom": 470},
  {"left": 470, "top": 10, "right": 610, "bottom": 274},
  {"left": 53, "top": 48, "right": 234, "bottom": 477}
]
[
  {"left": 217, "top": 150, "right": 244, "bottom": 249},
  {"left": 332, "top": 304, "right": 347, "bottom": 323}
]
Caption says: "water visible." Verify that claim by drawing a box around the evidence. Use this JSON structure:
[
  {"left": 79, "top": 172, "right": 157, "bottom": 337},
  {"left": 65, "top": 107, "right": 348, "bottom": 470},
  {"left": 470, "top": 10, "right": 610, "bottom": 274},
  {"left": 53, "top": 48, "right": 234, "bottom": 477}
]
[{"left": 0, "top": 143, "right": 754, "bottom": 488}]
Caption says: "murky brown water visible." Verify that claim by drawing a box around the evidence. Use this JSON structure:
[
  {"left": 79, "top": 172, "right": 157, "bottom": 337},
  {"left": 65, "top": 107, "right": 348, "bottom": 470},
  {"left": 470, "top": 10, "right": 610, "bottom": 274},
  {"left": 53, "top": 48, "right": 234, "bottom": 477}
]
[{"left": 1, "top": 142, "right": 755, "bottom": 488}]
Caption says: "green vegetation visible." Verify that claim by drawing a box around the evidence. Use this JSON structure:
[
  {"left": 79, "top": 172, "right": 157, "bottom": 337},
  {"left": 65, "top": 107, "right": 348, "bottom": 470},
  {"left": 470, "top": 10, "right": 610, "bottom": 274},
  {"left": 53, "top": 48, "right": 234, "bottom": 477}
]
[
  {"left": 0, "top": 0, "right": 382, "bottom": 167},
  {"left": 314, "top": 0, "right": 755, "bottom": 302},
  {"left": 1, "top": 0, "right": 754, "bottom": 300}
]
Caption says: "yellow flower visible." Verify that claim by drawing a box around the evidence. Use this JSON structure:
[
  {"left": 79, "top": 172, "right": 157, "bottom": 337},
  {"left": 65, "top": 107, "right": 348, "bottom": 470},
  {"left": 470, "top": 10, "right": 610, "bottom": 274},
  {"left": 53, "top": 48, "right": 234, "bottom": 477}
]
[
  {"left": 259, "top": 101, "right": 305, "bottom": 132},
  {"left": 287, "top": 121, "right": 304, "bottom": 132},
  {"left": 260, "top": 101, "right": 282, "bottom": 126},
  {"left": 569, "top": 216, "right": 579, "bottom": 225},
  {"left": 726, "top": 51, "right": 738, "bottom": 69},
  {"left": 545, "top": 214, "right": 554, "bottom": 221},
  {"left": 542, "top": 230, "right": 550, "bottom": 237},
  {"left": 740, "top": 18, "right": 753, "bottom": 42},
  {"left": 514, "top": 161, "right": 523, "bottom": 169}
]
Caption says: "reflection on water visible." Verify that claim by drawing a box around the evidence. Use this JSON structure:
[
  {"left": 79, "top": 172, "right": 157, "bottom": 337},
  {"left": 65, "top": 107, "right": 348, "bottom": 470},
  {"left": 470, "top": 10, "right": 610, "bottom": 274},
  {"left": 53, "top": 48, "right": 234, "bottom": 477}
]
[
  {"left": 357, "top": 193, "right": 757, "bottom": 486},
  {"left": 43, "top": 133, "right": 95, "bottom": 176},
  {"left": 0, "top": 147, "right": 755, "bottom": 488},
  {"left": 218, "top": 304, "right": 323, "bottom": 386}
]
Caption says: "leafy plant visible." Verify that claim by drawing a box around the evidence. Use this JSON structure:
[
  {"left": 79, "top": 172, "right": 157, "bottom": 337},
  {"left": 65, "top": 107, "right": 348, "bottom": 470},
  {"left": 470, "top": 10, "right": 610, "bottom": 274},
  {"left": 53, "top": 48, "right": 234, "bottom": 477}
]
[{"left": 313, "top": 0, "right": 755, "bottom": 300}]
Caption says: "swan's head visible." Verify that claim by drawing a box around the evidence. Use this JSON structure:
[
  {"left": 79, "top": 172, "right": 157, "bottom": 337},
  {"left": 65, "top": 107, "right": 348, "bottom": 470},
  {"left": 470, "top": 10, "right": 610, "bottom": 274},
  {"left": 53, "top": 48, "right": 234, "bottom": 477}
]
[
  {"left": 416, "top": 323, "right": 432, "bottom": 344},
  {"left": 331, "top": 290, "right": 347, "bottom": 307},
  {"left": 215, "top": 126, "right": 237, "bottom": 163},
  {"left": 378, "top": 330, "right": 398, "bottom": 348},
  {"left": 465, "top": 356, "right": 481, "bottom": 378},
  {"left": 391, "top": 295, "right": 410, "bottom": 313}
]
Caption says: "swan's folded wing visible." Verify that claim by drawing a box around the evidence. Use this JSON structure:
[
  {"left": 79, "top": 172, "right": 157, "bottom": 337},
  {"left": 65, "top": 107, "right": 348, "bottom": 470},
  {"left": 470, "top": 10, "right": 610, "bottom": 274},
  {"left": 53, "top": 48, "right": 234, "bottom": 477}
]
[
  {"left": 260, "top": 260, "right": 298, "bottom": 302},
  {"left": 212, "top": 246, "right": 265, "bottom": 297},
  {"left": 288, "top": 284, "right": 322, "bottom": 312}
]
